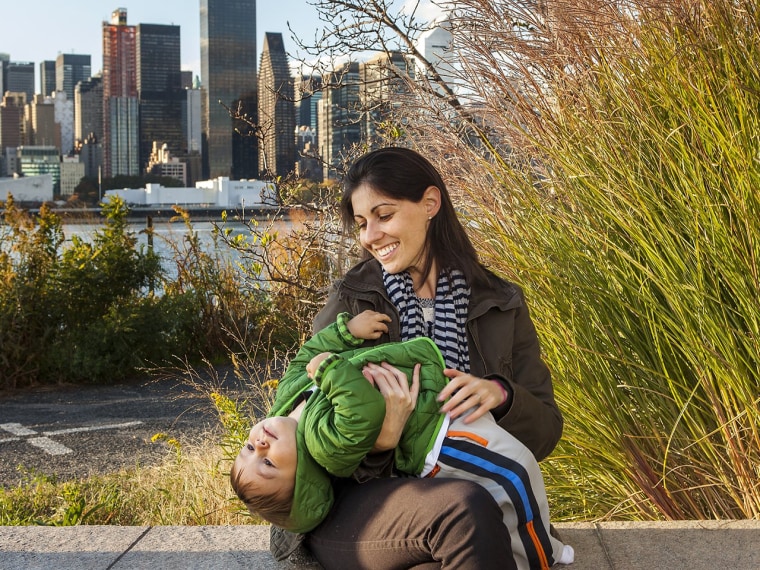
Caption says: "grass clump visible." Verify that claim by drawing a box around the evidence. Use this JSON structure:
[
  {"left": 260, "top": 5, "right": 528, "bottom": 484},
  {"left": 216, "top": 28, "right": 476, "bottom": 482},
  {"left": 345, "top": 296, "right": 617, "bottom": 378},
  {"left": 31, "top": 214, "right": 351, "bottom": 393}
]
[
  {"left": 434, "top": 0, "right": 760, "bottom": 520},
  {"left": 0, "top": 440, "right": 251, "bottom": 526}
]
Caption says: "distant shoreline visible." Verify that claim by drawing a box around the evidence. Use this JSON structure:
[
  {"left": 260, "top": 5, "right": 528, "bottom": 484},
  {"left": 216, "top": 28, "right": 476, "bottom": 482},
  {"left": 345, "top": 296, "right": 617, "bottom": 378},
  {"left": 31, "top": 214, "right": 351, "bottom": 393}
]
[{"left": 25, "top": 205, "right": 288, "bottom": 224}]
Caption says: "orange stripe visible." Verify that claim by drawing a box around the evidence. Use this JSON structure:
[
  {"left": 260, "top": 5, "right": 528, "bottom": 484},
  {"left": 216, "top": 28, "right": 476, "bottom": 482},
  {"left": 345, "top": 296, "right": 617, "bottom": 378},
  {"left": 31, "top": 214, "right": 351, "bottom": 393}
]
[
  {"left": 424, "top": 464, "right": 441, "bottom": 478},
  {"left": 445, "top": 430, "right": 489, "bottom": 447},
  {"left": 525, "top": 520, "right": 550, "bottom": 569}
]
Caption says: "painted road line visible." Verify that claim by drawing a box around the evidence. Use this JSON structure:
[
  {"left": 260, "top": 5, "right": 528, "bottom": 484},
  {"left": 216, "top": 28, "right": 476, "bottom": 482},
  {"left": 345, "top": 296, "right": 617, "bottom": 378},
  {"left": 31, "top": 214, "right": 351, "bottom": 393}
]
[
  {"left": 0, "top": 421, "right": 144, "bottom": 456},
  {"left": 27, "top": 437, "right": 73, "bottom": 455},
  {"left": 45, "top": 421, "right": 143, "bottom": 435},
  {"left": 0, "top": 423, "right": 38, "bottom": 436}
]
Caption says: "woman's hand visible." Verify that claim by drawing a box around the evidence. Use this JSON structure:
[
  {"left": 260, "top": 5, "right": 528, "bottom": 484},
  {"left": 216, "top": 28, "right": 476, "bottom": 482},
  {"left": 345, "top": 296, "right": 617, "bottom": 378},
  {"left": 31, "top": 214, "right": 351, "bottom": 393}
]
[
  {"left": 437, "top": 369, "right": 508, "bottom": 423},
  {"left": 362, "top": 362, "right": 420, "bottom": 452}
]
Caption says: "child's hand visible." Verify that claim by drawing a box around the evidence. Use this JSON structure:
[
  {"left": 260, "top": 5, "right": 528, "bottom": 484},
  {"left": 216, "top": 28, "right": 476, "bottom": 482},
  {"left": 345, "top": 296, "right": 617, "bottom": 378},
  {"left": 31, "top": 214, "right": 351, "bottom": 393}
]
[
  {"left": 348, "top": 310, "right": 391, "bottom": 340},
  {"left": 307, "top": 352, "right": 334, "bottom": 379}
]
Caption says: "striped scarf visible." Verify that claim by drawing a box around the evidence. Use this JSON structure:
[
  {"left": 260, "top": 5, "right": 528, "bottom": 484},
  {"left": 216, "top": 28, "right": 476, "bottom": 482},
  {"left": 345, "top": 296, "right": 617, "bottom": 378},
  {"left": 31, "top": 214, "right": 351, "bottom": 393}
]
[{"left": 383, "top": 268, "right": 471, "bottom": 373}]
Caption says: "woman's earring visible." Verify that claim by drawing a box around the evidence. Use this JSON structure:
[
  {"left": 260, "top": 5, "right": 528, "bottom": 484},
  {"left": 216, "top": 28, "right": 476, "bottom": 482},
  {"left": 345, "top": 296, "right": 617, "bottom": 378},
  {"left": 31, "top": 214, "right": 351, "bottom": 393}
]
[{"left": 428, "top": 216, "right": 432, "bottom": 221}]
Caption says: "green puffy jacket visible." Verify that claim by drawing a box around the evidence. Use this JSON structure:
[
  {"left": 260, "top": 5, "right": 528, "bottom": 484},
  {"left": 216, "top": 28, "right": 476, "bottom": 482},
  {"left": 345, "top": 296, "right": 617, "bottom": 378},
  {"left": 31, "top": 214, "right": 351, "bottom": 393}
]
[{"left": 268, "top": 312, "right": 448, "bottom": 533}]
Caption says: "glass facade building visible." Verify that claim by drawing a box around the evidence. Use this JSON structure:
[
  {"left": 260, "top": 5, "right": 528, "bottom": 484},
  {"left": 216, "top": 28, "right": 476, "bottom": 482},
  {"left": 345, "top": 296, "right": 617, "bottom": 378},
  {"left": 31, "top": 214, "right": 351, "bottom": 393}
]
[
  {"left": 102, "top": 8, "right": 138, "bottom": 177},
  {"left": 258, "top": 32, "right": 294, "bottom": 179},
  {"left": 136, "top": 23, "right": 184, "bottom": 172},
  {"left": 56, "top": 54, "right": 92, "bottom": 101},
  {"left": 40, "top": 60, "right": 56, "bottom": 97},
  {"left": 200, "top": 0, "right": 257, "bottom": 179}
]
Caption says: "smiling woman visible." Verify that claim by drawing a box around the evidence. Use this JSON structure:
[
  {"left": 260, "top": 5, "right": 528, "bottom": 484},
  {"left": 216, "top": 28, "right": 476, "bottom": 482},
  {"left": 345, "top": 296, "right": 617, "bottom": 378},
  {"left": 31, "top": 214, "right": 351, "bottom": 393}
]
[{"left": 252, "top": 146, "right": 566, "bottom": 570}]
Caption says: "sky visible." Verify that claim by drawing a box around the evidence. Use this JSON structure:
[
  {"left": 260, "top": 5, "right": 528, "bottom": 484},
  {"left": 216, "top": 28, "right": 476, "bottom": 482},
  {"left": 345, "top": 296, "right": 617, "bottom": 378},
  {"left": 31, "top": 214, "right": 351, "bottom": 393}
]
[{"left": 0, "top": 1, "right": 322, "bottom": 90}]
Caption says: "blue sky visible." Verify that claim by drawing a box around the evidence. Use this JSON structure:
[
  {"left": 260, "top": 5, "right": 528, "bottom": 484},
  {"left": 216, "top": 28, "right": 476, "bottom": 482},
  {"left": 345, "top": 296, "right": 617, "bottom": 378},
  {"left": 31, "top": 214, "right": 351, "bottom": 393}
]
[{"left": 1, "top": 1, "right": 321, "bottom": 88}]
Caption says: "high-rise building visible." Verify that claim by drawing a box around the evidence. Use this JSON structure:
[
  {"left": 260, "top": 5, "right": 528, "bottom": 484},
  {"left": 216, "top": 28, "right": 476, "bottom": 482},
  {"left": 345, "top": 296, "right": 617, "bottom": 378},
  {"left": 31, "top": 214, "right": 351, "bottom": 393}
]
[
  {"left": 24, "top": 94, "right": 58, "bottom": 148},
  {"left": 40, "top": 61, "right": 57, "bottom": 97},
  {"left": 0, "top": 53, "right": 9, "bottom": 97},
  {"left": 102, "top": 7, "right": 138, "bottom": 177},
  {"left": 183, "top": 85, "right": 202, "bottom": 153},
  {"left": 136, "top": 23, "right": 184, "bottom": 173},
  {"left": 257, "top": 32, "right": 295, "bottom": 179},
  {"left": 414, "top": 18, "right": 456, "bottom": 95},
  {"left": 52, "top": 91, "right": 74, "bottom": 154},
  {"left": 6, "top": 62, "right": 35, "bottom": 102},
  {"left": 200, "top": 0, "right": 257, "bottom": 179},
  {"left": 360, "top": 51, "right": 412, "bottom": 145},
  {"left": 297, "top": 75, "right": 322, "bottom": 133},
  {"left": 78, "top": 132, "right": 103, "bottom": 180},
  {"left": 75, "top": 74, "right": 103, "bottom": 143},
  {"left": 56, "top": 54, "right": 91, "bottom": 102},
  {"left": 318, "top": 61, "right": 362, "bottom": 180},
  {"left": 0, "top": 92, "right": 26, "bottom": 176}
]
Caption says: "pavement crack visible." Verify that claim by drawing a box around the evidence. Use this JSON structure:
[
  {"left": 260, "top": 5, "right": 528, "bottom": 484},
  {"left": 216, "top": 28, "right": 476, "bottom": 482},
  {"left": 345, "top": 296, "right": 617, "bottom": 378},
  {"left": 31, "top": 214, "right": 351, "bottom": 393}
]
[
  {"left": 594, "top": 522, "right": 616, "bottom": 569},
  {"left": 106, "top": 525, "right": 152, "bottom": 569}
]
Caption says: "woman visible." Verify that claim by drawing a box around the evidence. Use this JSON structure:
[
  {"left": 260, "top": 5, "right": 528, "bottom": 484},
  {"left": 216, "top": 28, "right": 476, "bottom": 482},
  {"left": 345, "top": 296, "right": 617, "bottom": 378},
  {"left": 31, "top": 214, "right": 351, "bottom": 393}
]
[{"left": 272, "top": 147, "right": 563, "bottom": 569}]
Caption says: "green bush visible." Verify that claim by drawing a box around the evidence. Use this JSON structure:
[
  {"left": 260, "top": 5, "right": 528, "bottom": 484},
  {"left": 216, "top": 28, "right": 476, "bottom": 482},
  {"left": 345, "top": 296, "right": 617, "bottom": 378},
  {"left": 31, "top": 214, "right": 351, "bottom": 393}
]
[{"left": 0, "top": 197, "right": 271, "bottom": 387}]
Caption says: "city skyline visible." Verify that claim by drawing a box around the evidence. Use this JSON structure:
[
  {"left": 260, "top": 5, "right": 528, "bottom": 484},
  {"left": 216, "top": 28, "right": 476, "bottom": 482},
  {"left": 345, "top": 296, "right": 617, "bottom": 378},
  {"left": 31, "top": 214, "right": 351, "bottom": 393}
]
[{"left": 1, "top": 0, "right": 321, "bottom": 91}]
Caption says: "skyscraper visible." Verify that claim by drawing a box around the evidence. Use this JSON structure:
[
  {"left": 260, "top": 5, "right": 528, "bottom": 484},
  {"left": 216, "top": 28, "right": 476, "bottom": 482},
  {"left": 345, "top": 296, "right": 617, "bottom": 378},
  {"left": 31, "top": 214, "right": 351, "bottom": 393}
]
[
  {"left": 102, "top": 7, "right": 138, "bottom": 177},
  {"left": 75, "top": 74, "right": 103, "bottom": 143},
  {"left": 136, "top": 23, "right": 183, "bottom": 172},
  {"left": 258, "top": 32, "right": 295, "bottom": 179},
  {"left": 200, "top": 0, "right": 257, "bottom": 179},
  {"left": 40, "top": 61, "right": 56, "bottom": 97},
  {"left": 360, "top": 51, "right": 412, "bottom": 145},
  {"left": 6, "top": 62, "right": 35, "bottom": 102},
  {"left": 318, "top": 61, "right": 362, "bottom": 180},
  {"left": 56, "top": 54, "right": 92, "bottom": 101}
]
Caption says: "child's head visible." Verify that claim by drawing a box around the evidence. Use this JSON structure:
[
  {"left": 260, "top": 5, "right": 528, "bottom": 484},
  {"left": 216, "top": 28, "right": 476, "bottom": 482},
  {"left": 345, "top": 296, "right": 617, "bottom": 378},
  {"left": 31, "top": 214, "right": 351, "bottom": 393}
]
[{"left": 230, "top": 416, "right": 298, "bottom": 528}]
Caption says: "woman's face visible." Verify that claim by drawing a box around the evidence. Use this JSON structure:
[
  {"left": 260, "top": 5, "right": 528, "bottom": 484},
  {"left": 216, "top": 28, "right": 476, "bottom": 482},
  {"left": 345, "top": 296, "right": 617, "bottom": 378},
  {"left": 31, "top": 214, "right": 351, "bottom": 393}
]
[{"left": 351, "top": 183, "right": 437, "bottom": 278}]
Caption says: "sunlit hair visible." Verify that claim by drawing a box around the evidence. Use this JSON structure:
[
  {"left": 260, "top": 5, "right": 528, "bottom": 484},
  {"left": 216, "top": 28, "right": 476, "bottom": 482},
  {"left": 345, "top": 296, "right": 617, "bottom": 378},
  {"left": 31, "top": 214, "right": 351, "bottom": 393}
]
[
  {"left": 341, "top": 147, "right": 487, "bottom": 285},
  {"left": 230, "top": 452, "right": 293, "bottom": 528}
]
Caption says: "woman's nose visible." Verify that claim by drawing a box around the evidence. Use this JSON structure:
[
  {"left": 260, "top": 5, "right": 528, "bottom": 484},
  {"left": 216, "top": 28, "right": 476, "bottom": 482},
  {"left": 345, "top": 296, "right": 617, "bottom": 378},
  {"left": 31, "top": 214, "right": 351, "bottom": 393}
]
[
  {"left": 254, "top": 438, "right": 269, "bottom": 449},
  {"left": 364, "top": 219, "right": 381, "bottom": 243}
]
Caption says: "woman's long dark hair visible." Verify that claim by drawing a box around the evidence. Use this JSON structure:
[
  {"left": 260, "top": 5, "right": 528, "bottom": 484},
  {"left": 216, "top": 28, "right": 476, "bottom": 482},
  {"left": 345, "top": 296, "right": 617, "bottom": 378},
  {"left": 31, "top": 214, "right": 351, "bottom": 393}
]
[{"left": 341, "top": 147, "right": 487, "bottom": 285}]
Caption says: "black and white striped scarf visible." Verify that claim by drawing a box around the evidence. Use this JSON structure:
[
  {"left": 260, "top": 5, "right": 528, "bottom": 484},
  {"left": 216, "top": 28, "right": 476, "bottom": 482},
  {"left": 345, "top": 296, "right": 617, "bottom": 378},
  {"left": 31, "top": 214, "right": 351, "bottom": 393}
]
[{"left": 383, "top": 268, "right": 471, "bottom": 373}]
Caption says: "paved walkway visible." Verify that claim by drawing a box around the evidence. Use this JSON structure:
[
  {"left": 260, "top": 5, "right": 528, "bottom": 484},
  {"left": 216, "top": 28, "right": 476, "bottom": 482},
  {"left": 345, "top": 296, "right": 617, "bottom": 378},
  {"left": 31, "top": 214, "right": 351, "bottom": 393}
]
[{"left": 1, "top": 520, "right": 758, "bottom": 569}]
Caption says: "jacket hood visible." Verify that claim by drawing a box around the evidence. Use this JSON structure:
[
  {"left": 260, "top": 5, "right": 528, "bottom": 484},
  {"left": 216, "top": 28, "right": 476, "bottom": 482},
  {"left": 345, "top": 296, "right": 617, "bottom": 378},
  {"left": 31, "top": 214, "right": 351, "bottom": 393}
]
[{"left": 285, "top": 418, "right": 334, "bottom": 533}]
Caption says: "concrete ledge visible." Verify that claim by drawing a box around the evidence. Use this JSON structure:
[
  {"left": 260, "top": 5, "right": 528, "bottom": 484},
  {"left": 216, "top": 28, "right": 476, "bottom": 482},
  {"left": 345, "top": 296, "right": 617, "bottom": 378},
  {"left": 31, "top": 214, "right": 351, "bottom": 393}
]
[{"left": 1, "top": 521, "right": 758, "bottom": 569}]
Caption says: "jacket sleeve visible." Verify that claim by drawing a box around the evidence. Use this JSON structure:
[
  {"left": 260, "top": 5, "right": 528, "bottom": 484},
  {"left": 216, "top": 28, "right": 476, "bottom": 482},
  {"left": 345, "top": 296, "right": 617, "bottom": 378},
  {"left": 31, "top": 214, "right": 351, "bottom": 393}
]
[
  {"left": 305, "top": 355, "right": 386, "bottom": 477},
  {"left": 313, "top": 281, "right": 350, "bottom": 333},
  {"left": 281, "top": 313, "right": 362, "bottom": 387},
  {"left": 493, "top": 290, "right": 563, "bottom": 462}
]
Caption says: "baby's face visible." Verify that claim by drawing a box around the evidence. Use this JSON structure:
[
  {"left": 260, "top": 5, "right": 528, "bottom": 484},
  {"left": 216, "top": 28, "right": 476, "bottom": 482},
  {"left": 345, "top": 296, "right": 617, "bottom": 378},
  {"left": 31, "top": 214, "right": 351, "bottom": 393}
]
[{"left": 236, "top": 416, "right": 298, "bottom": 497}]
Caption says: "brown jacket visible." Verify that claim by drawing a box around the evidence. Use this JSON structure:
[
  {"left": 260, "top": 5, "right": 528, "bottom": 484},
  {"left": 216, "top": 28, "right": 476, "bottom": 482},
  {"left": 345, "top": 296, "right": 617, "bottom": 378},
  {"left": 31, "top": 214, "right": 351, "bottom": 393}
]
[{"left": 314, "top": 258, "right": 563, "bottom": 461}]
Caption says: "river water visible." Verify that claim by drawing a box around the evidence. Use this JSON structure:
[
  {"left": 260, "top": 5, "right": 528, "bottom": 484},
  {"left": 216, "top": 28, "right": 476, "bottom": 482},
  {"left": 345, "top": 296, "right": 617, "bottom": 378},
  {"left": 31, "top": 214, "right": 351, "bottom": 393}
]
[{"left": 61, "top": 217, "right": 293, "bottom": 279}]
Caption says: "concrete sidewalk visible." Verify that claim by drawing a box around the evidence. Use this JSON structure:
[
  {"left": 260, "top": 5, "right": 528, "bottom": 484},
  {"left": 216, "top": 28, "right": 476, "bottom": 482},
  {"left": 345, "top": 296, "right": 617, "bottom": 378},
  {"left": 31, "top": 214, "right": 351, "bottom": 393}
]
[{"left": 1, "top": 520, "right": 758, "bottom": 569}]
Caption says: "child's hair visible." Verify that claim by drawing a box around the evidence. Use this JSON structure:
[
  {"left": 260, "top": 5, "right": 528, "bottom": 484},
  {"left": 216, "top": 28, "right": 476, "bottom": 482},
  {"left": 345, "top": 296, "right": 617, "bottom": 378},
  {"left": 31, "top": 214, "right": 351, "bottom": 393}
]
[{"left": 230, "top": 455, "right": 293, "bottom": 528}]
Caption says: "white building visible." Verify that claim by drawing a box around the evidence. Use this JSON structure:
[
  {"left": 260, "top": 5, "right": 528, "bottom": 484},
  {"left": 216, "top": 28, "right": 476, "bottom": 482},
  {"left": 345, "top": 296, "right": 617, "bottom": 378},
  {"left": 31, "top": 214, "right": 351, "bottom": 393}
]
[
  {"left": 105, "top": 176, "right": 278, "bottom": 208},
  {"left": 414, "top": 18, "right": 457, "bottom": 95},
  {"left": 52, "top": 91, "right": 74, "bottom": 155},
  {"left": 0, "top": 174, "right": 54, "bottom": 202}
]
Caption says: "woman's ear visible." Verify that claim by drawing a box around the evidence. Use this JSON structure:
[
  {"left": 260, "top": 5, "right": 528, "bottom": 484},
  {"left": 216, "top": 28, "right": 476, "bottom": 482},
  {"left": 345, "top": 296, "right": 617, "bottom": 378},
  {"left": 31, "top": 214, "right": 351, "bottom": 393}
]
[{"left": 423, "top": 186, "right": 442, "bottom": 218}]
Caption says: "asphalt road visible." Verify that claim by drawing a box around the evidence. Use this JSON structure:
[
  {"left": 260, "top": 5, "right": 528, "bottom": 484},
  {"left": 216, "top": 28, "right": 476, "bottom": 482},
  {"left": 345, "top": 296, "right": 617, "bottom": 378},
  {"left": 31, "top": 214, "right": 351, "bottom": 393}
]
[{"left": 0, "top": 366, "right": 252, "bottom": 488}]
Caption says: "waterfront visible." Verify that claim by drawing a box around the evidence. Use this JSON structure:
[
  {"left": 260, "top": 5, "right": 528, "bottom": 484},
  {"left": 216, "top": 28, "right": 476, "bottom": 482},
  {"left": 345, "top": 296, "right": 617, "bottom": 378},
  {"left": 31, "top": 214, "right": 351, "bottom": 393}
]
[{"left": 61, "top": 215, "right": 294, "bottom": 279}]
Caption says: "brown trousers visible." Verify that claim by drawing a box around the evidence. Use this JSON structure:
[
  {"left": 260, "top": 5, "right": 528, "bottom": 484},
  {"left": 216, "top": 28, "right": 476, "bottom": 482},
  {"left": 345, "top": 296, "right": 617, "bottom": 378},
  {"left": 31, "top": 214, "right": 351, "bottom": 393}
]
[{"left": 306, "top": 477, "right": 517, "bottom": 570}]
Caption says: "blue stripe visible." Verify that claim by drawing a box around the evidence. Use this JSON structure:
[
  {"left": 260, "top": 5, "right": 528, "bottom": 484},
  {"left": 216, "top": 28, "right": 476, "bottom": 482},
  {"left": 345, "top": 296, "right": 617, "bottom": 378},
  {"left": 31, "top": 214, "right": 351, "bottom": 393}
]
[{"left": 440, "top": 444, "right": 534, "bottom": 521}]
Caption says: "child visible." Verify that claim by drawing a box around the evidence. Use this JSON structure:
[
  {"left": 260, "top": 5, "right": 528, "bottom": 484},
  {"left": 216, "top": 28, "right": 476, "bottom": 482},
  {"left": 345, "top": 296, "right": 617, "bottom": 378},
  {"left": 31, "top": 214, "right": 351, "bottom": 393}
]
[{"left": 231, "top": 310, "right": 574, "bottom": 570}]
